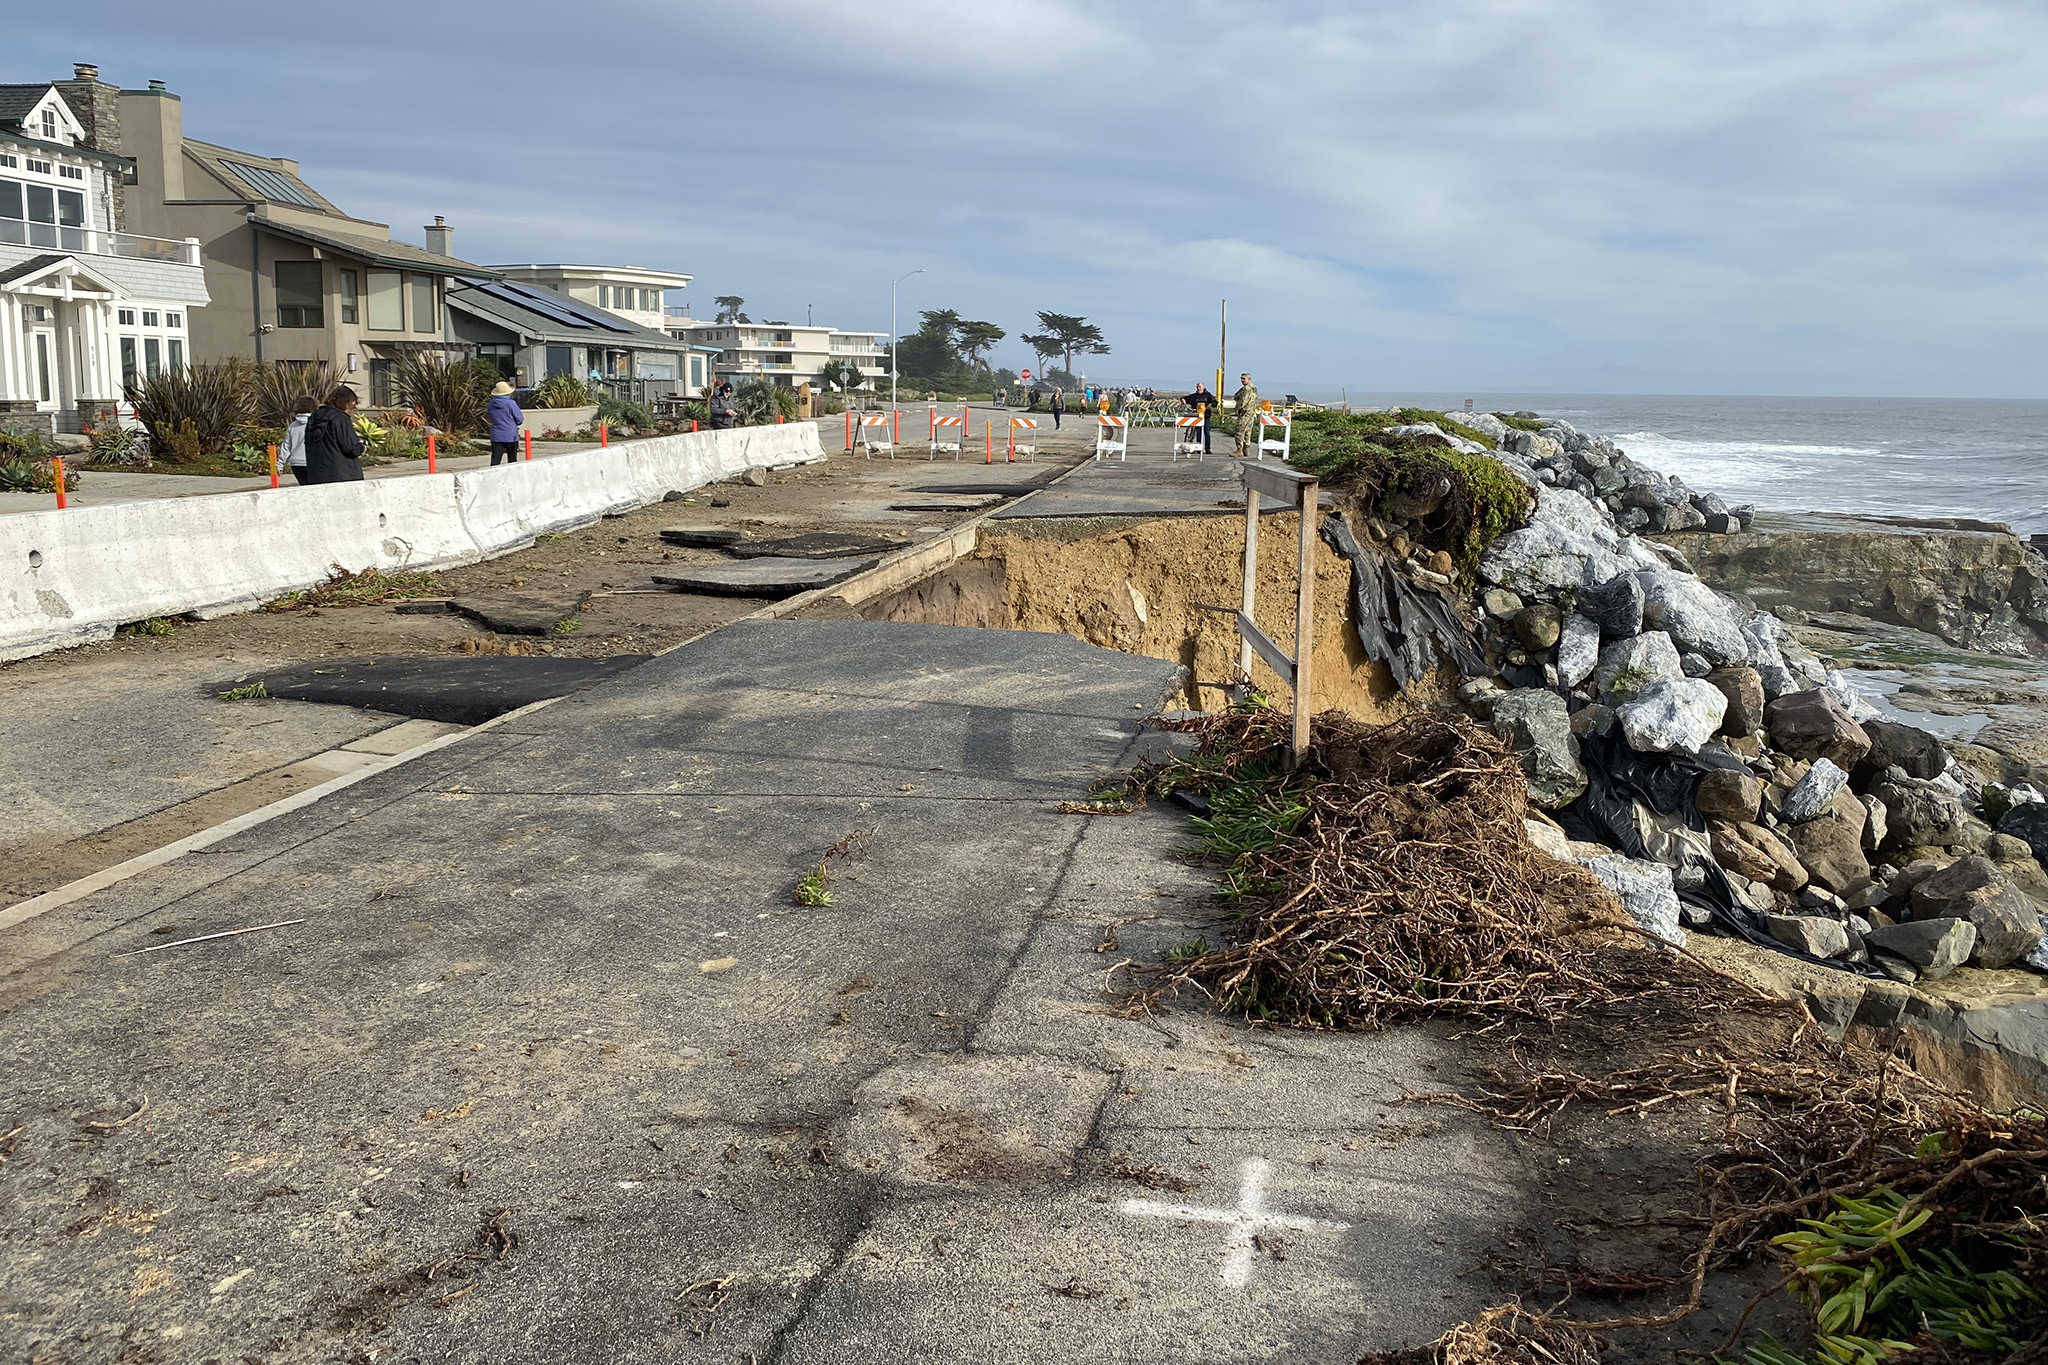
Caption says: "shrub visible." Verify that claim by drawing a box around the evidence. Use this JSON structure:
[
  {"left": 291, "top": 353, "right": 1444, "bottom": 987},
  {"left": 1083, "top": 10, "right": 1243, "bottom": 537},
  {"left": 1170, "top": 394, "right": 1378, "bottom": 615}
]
[
  {"left": 0, "top": 456, "right": 79, "bottom": 493},
  {"left": 127, "top": 362, "right": 252, "bottom": 461},
  {"left": 594, "top": 395, "right": 653, "bottom": 432},
  {"left": 531, "top": 374, "right": 592, "bottom": 409},
  {"left": 733, "top": 377, "right": 781, "bottom": 426},
  {"left": 249, "top": 360, "right": 339, "bottom": 429},
  {"left": 392, "top": 350, "right": 487, "bottom": 438},
  {"left": 85, "top": 423, "right": 150, "bottom": 468}
]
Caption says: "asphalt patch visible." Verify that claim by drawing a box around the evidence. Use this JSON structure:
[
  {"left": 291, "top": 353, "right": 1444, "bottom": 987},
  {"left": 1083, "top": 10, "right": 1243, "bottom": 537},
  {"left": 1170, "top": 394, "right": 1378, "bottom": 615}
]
[
  {"left": 726, "top": 531, "right": 908, "bottom": 560},
  {"left": 651, "top": 556, "right": 880, "bottom": 597},
  {"left": 247, "top": 654, "right": 652, "bottom": 724},
  {"left": 448, "top": 591, "right": 592, "bottom": 636},
  {"left": 659, "top": 527, "right": 745, "bottom": 548}
]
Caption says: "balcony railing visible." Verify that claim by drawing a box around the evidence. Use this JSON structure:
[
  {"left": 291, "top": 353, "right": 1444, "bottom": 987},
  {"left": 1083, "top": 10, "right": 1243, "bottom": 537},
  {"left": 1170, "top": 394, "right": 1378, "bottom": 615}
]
[{"left": 0, "top": 222, "right": 201, "bottom": 266}]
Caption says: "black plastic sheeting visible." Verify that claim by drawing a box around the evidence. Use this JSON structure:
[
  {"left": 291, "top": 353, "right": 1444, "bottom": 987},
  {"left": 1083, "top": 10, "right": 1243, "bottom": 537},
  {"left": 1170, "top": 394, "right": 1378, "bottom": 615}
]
[
  {"left": 1321, "top": 513, "right": 1487, "bottom": 689},
  {"left": 1559, "top": 726, "right": 1883, "bottom": 977}
]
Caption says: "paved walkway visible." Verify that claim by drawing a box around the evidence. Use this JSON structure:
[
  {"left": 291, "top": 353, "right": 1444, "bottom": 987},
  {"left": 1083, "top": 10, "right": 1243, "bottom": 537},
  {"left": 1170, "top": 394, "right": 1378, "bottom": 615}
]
[{"left": 0, "top": 619, "right": 1516, "bottom": 1362}]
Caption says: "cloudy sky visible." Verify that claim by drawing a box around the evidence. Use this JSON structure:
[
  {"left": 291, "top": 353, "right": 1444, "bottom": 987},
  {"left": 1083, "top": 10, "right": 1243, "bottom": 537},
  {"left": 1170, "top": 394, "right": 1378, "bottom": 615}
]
[{"left": 18, "top": 1, "right": 2048, "bottom": 397}]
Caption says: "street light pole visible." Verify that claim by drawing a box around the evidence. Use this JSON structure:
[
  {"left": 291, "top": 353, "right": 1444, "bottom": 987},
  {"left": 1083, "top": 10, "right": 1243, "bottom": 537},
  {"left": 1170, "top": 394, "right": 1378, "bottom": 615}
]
[{"left": 891, "top": 268, "right": 924, "bottom": 411}]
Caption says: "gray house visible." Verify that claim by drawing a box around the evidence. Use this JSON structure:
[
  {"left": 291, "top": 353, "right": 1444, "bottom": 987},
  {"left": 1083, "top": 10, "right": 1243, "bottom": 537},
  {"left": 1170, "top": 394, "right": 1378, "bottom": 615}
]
[{"left": 445, "top": 279, "right": 694, "bottom": 402}]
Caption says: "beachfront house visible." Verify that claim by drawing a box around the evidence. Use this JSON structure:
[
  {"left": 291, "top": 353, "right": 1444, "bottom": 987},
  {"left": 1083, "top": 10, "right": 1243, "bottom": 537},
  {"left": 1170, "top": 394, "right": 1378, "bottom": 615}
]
[
  {"left": 679, "top": 320, "right": 889, "bottom": 392},
  {"left": 483, "top": 263, "right": 712, "bottom": 396},
  {"left": 0, "top": 65, "right": 210, "bottom": 435},
  {"left": 443, "top": 277, "right": 697, "bottom": 404},
  {"left": 109, "top": 70, "right": 495, "bottom": 403}
]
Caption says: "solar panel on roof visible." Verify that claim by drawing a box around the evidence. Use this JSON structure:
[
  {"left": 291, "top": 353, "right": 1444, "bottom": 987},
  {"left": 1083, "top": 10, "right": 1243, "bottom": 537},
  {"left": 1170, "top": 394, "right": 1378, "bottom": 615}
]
[
  {"left": 223, "top": 160, "right": 319, "bottom": 208},
  {"left": 475, "top": 281, "right": 635, "bottom": 335}
]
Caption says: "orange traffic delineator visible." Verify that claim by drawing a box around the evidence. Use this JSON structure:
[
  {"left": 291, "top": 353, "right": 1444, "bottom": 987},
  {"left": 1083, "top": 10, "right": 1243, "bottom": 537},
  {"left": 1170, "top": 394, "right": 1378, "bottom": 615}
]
[
  {"left": 523, "top": 429, "right": 533, "bottom": 461},
  {"left": 427, "top": 432, "right": 437, "bottom": 473},
  {"left": 984, "top": 418, "right": 994, "bottom": 463},
  {"left": 845, "top": 410, "right": 854, "bottom": 451},
  {"left": 52, "top": 455, "right": 67, "bottom": 509},
  {"left": 599, "top": 422, "right": 609, "bottom": 447},
  {"left": 268, "top": 443, "right": 279, "bottom": 489}
]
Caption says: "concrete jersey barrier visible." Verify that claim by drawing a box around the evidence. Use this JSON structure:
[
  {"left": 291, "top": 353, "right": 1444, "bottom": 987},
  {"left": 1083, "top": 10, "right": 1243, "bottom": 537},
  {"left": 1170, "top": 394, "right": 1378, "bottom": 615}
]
[{"left": 0, "top": 423, "right": 826, "bottom": 661}]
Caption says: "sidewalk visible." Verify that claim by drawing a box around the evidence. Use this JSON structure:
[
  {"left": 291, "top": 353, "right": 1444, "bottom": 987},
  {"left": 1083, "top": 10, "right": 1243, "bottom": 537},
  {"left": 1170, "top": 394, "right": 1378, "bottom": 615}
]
[{"left": 0, "top": 618, "right": 1517, "bottom": 1361}]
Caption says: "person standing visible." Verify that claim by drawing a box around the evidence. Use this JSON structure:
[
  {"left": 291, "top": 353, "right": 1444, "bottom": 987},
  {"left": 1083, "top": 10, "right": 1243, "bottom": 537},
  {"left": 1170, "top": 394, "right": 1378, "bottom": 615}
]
[
  {"left": 708, "top": 379, "right": 738, "bottom": 430},
  {"left": 281, "top": 395, "right": 316, "bottom": 485},
  {"left": 1231, "top": 372, "right": 1260, "bottom": 457},
  {"left": 486, "top": 382, "right": 524, "bottom": 466},
  {"left": 1050, "top": 388, "right": 1065, "bottom": 430},
  {"left": 303, "top": 386, "right": 365, "bottom": 484},
  {"left": 1182, "top": 381, "right": 1218, "bottom": 454}
]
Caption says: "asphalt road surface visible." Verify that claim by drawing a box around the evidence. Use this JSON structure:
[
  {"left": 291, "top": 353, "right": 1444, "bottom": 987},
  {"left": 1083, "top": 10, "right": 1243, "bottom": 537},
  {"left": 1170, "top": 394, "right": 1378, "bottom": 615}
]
[{"left": 0, "top": 620, "right": 1522, "bottom": 1363}]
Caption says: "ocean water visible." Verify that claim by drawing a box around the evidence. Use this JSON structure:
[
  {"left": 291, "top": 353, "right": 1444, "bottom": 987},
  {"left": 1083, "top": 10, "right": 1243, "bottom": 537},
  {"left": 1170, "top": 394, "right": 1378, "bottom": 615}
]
[{"left": 1299, "top": 394, "right": 2048, "bottom": 534}]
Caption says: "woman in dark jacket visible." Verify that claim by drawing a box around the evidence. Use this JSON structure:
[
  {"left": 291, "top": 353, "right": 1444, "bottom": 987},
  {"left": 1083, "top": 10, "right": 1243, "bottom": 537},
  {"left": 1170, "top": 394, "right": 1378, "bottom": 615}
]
[{"left": 304, "top": 386, "right": 365, "bottom": 484}]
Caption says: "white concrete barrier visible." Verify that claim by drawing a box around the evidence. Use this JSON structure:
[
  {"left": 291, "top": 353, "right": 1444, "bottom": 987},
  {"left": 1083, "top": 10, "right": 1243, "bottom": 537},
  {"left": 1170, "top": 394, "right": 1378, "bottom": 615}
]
[{"left": 0, "top": 424, "right": 826, "bottom": 661}]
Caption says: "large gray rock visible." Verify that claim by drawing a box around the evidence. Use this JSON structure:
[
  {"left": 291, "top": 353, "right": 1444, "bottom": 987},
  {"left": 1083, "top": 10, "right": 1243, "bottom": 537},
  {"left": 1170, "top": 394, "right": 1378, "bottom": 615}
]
[
  {"left": 1489, "top": 690, "right": 1587, "bottom": 811},
  {"left": 1782, "top": 758, "right": 1851, "bottom": 823},
  {"left": 1907, "top": 855, "right": 2046, "bottom": 969},
  {"left": 1576, "top": 574, "right": 1645, "bottom": 636},
  {"left": 1995, "top": 801, "right": 2048, "bottom": 867},
  {"left": 1579, "top": 853, "right": 1684, "bottom": 946},
  {"left": 1785, "top": 790, "right": 1872, "bottom": 895},
  {"left": 1591, "top": 631, "right": 1683, "bottom": 702},
  {"left": 1760, "top": 913, "right": 1850, "bottom": 959},
  {"left": 1765, "top": 689, "right": 1873, "bottom": 771},
  {"left": 1695, "top": 768, "right": 1763, "bottom": 823},
  {"left": 1618, "top": 677, "right": 1728, "bottom": 756},
  {"left": 1557, "top": 613, "right": 1601, "bottom": 688},
  {"left": 1863, "top": 918, "right": 1976, "bottom": 980},
  {"left": 1861, "top": 794, "right": 1889, "bottom": 850},
  {"left": 1478, "top": 488, "right": 1635, "bottom": 602},
  {"left": 1872, "top": 774, "right": 1969, "bottom": 851},
  {"left": 1706, "top": 665, "right": 1766, "bottom": 736},
  {"left": 1636, "top": 567, "right": 1749, "bottom": 664}
]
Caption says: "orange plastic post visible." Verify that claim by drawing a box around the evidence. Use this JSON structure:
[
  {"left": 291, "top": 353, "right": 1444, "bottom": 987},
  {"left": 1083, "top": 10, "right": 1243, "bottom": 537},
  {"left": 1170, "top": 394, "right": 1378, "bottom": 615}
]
[
  {"left": 777, "top": 413, "right": 785, "bottom": 425},
  {"left": 427, "top": 432, "right": 437, "bottom": 473},
  {"left": 1007, "top": 420, "right": 1015, "bottom": 462},
  {"left": 892, "top": 409, "right": 900, "bottom": 442},
  {"left": 984, "top": 419, "right": 993, "bottom": 463},
  {"left": 691, "top": 419, "right": 698, "bottom": 433},
  {"left": 845, "top": 410, "right": 853, "bottom": 451},
  {"left": 52, "top": 456, "right": 67, "bottom": 509},
  {"left": 268, "top": 443, "right": 279, "bottom": 489},
  {"left": 523, "top": 429, "right": 533, "bottom": 461},
  {"left": 599, "top": 422, "right": 608, "bottom": 447},
  {"left": 928, "top": 406, "right": 935, "bottom": 440}
]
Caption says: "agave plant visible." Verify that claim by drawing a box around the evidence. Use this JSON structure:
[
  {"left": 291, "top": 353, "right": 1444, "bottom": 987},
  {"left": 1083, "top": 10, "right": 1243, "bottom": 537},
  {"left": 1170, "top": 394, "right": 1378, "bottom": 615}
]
[
  {"left": 391, "top": 350, "right": 487, "bottom": 438},
  {"left": 126, "top": 362, "right": 253, "bottom": 461},
  {"left": 531, "top": 373, "right": 592, "bottom": 409},
  {"left": 249, "top": 359, "right": 340, "bottom": 429}
]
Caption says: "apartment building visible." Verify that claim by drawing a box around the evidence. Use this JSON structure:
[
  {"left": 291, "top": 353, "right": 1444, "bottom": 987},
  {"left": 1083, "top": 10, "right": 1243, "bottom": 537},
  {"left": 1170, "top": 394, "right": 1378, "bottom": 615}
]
[{"left": 679, "top": 320, "right": 888, "bottom": 391}]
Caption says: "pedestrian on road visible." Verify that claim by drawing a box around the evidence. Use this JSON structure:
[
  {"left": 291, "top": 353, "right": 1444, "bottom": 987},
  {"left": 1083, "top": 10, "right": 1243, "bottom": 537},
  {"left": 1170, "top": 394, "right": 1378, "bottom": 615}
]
[
  {"left": 281, "top": 395, "right": 316, "bottom": 485},
  {"left": 1232, "top": 372, "right": 1259, "bottom": 457},
  {"left": 303, "top": 386, "right": 365, "bottom": 484},
  {"left": 996, "top": 387, "right": 1007, "bottom": 408},
  {"left": 487, "top": 381, "right": 523, "bottom": 467},
  {"left": 1050, "top": 388, "right": 1065, "bottom": 430},
  {"left": 1182, "top": 382, "right": 1218, "bottom": 454},
  {"left": 1028, "top": 387, "right": 1042, "bottom": 411}
]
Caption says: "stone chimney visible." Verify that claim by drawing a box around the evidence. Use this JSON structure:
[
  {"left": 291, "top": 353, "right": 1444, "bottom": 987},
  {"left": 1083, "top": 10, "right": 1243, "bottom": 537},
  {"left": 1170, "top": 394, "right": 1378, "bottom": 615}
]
[
  {"left": 54, "top": 62, "right": 125, "bottom": 225},
  {"left": 424, "top": 215, "right": 453, "bottom": 257}
]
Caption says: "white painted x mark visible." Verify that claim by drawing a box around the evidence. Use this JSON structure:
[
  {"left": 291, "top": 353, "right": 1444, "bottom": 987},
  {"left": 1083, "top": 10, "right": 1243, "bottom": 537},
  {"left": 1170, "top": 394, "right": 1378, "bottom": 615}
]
[{"left": 1121, "top": 1157, "right": 1350, "bottom": 1287}]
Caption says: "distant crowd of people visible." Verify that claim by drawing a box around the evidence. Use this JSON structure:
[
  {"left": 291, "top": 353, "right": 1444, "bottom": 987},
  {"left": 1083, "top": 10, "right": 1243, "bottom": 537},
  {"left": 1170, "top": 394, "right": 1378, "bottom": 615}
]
[{"left": 1001, "top": 373, "right": 1265, "bottom": 450}]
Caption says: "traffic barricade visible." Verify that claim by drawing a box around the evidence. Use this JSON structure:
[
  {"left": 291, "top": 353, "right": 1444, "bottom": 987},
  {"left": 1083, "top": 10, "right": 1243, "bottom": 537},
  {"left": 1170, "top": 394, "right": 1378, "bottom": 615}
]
[
  {"left": 1172, "top": 414, "right": 1207, "bottom": 461},
  {"left": 1094, "top": 414, "right": 1129, "bottom": 462},
  {"left": 1255, "top": 409, "right": 1293, "bottom": 461},
  {"left": 857, "top": 414, "right": 896, "bottom": 458},
  {"left": 929, "top": 414, "right": 965, "bottom": 460},
  {"left": 1008, "top": 416, "right": 1038, "bottom": 463}
]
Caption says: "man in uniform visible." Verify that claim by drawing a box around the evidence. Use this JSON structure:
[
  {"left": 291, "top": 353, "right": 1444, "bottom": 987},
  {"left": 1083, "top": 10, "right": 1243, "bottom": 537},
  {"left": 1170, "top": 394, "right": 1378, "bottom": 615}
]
[{"left": 1232, "top": 372, "right": 1260, "bottom": 456}]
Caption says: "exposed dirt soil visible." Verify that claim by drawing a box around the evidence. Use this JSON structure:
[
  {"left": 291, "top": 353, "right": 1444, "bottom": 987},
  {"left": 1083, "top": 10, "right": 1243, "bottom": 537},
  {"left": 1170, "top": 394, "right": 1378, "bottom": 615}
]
[{"left": 861, "top": 511, "right": 1461, "bottom": 717}]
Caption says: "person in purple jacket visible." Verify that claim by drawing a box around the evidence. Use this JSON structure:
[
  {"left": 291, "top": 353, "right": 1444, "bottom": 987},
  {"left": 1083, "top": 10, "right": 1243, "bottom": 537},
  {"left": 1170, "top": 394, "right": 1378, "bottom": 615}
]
[{"left": 487, "top": 381, "right": 523, "bottom": 466}]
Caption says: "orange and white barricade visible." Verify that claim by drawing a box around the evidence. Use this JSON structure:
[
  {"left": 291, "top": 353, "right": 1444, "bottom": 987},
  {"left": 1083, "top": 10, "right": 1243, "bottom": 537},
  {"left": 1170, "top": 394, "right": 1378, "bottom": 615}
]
[
  {"left": 1094, "top": 414, "right": 1129, "bottom": 462},
  {"left": 1172, "top": 413, "right": 1207, "bottom": 460},
  {"left": 857, "top": 414, "right": 896, "bottom": 458},
  {"left": 929, "top": 413, "right": 966, "bottom": 460},
  {"left": 1008, "top": 416, "right": 1038, "bottom": 462},
  {"left": 1255, "top": 408, "right": 1292, "bottom": 461}
]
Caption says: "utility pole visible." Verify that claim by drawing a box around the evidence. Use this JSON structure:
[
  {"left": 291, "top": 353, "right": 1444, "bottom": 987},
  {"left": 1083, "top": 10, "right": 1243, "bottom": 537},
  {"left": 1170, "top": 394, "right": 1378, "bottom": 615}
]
[{"left": 1217, "top": 299, "right": 1227, "bottom": 413}]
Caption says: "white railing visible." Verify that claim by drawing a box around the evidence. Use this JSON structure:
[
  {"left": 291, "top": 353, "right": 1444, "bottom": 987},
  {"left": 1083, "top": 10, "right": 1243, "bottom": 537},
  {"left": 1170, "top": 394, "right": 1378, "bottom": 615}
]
[{"left": 0, "top": 223, "right": 201, "bottom": 265}]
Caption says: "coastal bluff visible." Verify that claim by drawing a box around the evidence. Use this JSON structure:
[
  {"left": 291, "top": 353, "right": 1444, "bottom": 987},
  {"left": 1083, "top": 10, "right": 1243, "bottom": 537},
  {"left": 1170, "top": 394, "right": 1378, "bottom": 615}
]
[{"left": 1664, "top": 512, "right": 2048, "bottom": 658}]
